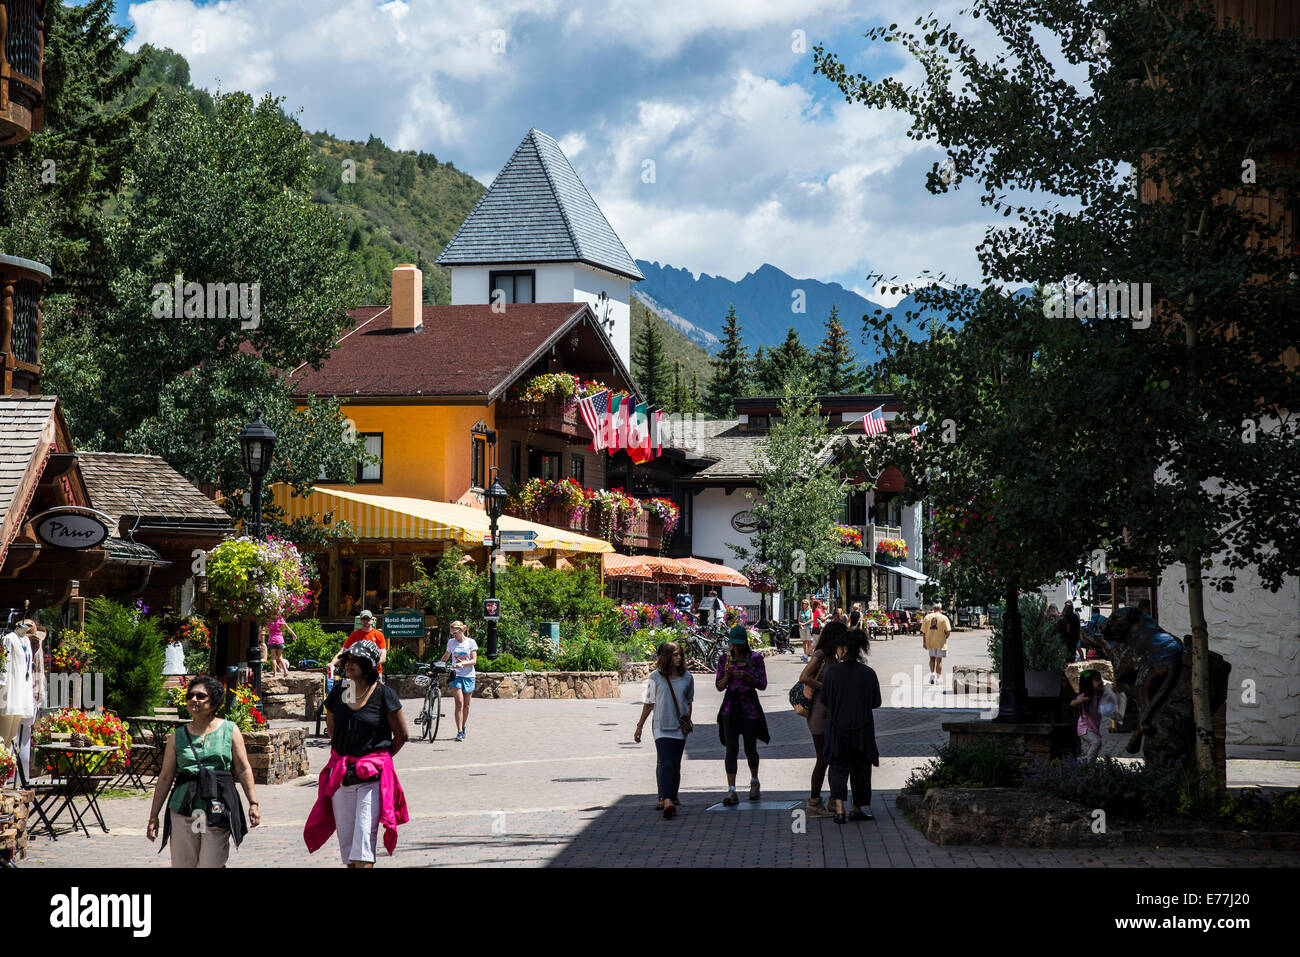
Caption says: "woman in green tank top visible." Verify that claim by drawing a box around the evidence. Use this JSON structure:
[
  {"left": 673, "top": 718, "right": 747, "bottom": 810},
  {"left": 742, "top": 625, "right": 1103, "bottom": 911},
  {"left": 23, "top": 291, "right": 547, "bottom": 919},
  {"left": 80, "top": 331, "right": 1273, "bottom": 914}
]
[{"left": 147, "top": 675, "right": 260, "bottom": 867}]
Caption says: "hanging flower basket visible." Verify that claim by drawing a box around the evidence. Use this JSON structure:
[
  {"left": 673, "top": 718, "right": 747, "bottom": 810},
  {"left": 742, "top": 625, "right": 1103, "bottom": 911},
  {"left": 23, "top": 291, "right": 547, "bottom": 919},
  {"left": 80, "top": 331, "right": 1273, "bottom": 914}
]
[
  {"left": 643, "top": 497, "right": 681, "bottom": 535},
  {"left": 206, "top": 536, "right": 311, "bottom": 624},
  {"left": 742, "top": 562, "right": 779, "bottom": 593},
  {"left": 832, "top": 524, "right": 864, "bottom": 548},
  {"left": 875, "top": 538, "right": 908, "bottom": 565}
]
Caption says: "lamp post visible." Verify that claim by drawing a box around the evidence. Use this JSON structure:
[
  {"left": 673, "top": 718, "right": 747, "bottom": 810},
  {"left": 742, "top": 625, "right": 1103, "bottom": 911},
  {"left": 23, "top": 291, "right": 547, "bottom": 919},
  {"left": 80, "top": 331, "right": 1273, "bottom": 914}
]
[
  {"left": 238, "top": 412, "right": 277, "bottom": 706},
  {"left": 484, "top": 472, "right": 508, "bottom": 660},
  {"left": 756, "top": 517, "right": 772, "bottom": 631}
]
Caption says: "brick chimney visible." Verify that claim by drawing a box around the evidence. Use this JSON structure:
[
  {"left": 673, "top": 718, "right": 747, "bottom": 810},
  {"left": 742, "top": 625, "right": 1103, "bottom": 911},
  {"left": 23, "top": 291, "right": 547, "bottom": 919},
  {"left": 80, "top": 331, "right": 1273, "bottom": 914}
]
[{"left": 392, "top": 264, "right": 423, "bottom": 331}]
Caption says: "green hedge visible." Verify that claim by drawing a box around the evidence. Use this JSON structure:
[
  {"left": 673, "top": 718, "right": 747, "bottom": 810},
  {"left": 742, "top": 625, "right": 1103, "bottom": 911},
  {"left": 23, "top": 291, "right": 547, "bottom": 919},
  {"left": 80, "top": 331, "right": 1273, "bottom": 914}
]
[{"left": 284, "top": 619, "right": 350, "bottom": 667}]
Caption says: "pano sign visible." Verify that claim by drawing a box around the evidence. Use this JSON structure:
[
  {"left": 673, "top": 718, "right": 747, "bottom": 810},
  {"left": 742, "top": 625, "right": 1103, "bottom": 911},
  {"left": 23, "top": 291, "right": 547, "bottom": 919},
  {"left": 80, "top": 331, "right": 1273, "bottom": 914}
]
[{"left": 32, "top": 507, "right": 111, "bottom": 550}]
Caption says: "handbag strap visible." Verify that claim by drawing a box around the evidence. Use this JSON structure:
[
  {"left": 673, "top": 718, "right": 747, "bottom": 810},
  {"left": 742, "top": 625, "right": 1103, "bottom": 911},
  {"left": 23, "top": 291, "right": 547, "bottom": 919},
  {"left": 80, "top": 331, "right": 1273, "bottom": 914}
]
[{"left": 663, "top": 672, "right": 685, "bottom": 724}]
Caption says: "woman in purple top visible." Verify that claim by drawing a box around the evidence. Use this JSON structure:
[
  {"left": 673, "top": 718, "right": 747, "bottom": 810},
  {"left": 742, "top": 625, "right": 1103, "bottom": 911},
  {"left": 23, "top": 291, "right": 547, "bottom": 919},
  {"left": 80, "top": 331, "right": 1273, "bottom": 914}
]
[{"left": 715, "top": 625, "right": 769, "bottom": 805}]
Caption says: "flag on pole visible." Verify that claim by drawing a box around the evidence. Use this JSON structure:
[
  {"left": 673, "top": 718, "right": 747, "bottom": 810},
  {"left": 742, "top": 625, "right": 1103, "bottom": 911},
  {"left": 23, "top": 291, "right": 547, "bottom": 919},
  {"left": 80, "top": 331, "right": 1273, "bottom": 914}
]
[
  {"left": 609, "top": 393, "right": 628, "bottom": 451},
  {"left": 578, "top": 389, "right": 609, "bottom": 438},
  {"left": 863, "top": 406, "right": 887, "bottom": 435},
  {"left": 627, "top": 402, "right": 652, "bottom": 463},
  {"left": 909, "top": 423, "right": 927, "bottom": 437},
  {"left": 651, "top": 409, "right": 665, "bottom": 456}
]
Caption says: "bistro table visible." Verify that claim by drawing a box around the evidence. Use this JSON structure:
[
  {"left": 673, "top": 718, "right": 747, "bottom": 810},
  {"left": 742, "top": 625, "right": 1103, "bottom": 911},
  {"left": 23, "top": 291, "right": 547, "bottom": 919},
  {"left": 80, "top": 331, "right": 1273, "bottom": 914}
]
[
  {"left": 30, "top": 744, "right": 118, "bottom": 838},
  {"left": 119, "top": 715, "right": 188, "bottom": 788}
]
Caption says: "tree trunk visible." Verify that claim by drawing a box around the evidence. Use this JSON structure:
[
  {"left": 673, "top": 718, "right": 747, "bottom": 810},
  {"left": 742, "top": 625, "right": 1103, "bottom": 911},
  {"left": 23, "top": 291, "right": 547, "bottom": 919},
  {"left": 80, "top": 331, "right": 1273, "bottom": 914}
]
[{"left": 1183, "top": 553, "right": 1220, "bottom": 790}]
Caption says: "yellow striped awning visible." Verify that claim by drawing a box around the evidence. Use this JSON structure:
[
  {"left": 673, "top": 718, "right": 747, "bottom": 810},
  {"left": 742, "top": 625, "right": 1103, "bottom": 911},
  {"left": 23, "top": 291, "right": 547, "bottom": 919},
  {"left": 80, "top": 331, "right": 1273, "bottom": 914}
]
[{"left": 270, "top": 484, "right": 613, "bottom": 554}]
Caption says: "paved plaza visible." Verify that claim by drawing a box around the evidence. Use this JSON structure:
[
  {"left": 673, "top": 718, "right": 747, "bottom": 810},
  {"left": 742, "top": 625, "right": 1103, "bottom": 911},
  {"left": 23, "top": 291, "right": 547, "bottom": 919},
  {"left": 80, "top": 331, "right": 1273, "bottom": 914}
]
[{"left": 19, "top": 631, "right": 1300, "bottom": 868}]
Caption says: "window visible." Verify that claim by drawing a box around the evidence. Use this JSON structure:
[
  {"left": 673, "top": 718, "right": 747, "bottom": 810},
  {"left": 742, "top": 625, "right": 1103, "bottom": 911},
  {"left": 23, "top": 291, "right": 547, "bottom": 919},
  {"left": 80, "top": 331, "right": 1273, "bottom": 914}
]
[
  {"left": 471, "top": 433, "right": 488, "bottom": 490},
  {"left": 489, "top": 270, "right": 535, "bottom": 304},
  {"left": 749, "top": 414, "right": 769, "bottom": 431},
  {"left": 570, "top": 454, "right": 585, "bottom": 485},
  {"left": 527, "top": 448, "right": 562, "bottom": 481},
  {"left": 359, "top": 434, "right": 383, "bottom": 482},
  {"left": 510, "top": 441, "right": 522, "bottom": 484},
  {"left": 322, "top": 434, "right": 382, "bottom": 483}
]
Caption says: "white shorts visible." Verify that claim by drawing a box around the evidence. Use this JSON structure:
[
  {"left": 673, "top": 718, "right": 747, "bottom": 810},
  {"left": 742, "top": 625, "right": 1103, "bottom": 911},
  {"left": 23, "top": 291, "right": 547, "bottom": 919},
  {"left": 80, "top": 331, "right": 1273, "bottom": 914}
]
[
  {"left": 928, "top": 648, "right": 947, "bottom": 659},
  {"left": 331, "top": 781, "right": 381, "bottom": 864}
]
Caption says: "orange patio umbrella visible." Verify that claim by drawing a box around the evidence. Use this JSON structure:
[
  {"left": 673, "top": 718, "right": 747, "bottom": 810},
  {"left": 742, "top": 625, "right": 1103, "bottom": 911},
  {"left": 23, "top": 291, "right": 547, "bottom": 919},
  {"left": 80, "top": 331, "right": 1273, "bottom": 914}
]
[{"left": 675, "top": 557, "right": 750, "bottom": 587}]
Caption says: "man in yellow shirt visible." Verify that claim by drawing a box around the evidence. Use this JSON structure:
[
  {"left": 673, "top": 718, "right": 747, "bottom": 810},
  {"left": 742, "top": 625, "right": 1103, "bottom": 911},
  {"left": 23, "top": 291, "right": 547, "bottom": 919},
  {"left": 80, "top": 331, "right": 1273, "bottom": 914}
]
[{"left": 922, "top": 602, "right": 953, "bottom": 685}]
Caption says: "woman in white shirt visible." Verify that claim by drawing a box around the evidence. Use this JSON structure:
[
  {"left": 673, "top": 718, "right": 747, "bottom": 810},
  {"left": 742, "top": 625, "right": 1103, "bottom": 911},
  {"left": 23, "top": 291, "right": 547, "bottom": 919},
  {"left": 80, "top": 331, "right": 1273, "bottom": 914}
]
[
  {"left": 634, "top": 642, "right": 694, "bottom": 819},
  {"left": 438, "top": 621, "right": 477, "bottom": 742}
]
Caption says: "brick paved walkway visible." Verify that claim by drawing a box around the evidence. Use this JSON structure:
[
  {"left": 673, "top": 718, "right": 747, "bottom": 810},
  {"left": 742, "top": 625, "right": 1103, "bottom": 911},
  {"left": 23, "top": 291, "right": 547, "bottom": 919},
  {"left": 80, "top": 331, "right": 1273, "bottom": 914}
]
[{"left": 16, "top": 640, "right": 1299, "bottom": 868}]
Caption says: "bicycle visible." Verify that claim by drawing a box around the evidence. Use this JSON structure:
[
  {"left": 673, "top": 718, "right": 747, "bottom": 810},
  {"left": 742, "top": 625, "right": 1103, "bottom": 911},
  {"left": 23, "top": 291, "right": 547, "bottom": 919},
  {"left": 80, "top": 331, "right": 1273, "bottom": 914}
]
[{"left": 413, "top": 661, "right": 452, "bottom": 741}]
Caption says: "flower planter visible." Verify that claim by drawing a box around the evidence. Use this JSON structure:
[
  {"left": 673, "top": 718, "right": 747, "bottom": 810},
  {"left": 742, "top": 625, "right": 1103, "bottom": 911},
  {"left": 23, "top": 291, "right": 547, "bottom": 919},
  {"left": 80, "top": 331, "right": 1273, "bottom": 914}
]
[{"left": 875, "top": 554, "right": 901, "bottom": 566}]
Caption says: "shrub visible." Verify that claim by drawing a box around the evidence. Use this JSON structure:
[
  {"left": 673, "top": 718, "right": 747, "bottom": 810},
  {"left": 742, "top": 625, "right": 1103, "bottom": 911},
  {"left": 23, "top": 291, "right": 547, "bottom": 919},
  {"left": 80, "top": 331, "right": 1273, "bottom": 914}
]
[
  {"left": 385, "top": 646, "right": 416, "bottom": 674},
  {"left": 988, "top": 593, "right": 1066, "bottom": 673},
  {"left": 165, "top": 683, "right": 266, "bottom": 732},
  {"left": 1021, "top": 757, "right": 1182, "bottom": 820},
  {"left": 183, "top": 649, "right": 211, "bottom": 674},
  {"left": 478, "top": 654, "right": 527, "bottom": 673},
  {"left": 283, "top": 619, "right": 349, "bottom": 667},
  {"left": 904, "top": 737, "right": 1019, "bottom": 793},
  {"left": 84, "top": 597, "right": 166, "bottom": 716},
  {"left": 555, "top": 638, "right": 619, "bottom": 672}
]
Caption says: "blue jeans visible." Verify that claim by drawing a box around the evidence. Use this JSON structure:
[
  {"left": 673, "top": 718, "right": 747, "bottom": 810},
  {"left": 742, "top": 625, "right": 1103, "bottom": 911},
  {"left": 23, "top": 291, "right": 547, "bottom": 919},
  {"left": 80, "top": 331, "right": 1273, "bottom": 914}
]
[{"left": 655, "top": 736, "right": 686, "bottom": 802}]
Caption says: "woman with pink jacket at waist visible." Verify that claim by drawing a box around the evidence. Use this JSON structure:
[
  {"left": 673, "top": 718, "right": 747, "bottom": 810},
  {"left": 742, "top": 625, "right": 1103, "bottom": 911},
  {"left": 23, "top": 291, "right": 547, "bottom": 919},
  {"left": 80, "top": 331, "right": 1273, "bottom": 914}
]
[{"left": 304, "top": 640, "right": 409, "bottom": 866}]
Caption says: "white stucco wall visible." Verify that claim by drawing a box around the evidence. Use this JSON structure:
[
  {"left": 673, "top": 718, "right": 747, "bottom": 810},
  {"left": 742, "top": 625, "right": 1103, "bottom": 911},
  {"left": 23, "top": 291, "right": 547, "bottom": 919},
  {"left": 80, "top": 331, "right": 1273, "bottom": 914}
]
[
  {"left": 1158, "top": 563, "right": 1300, "bottom": 746},
  {"left": 691, "top": 487, "right": 760, "bottom": 610},
  {"left": 571, "top": 264, "right": 631, "bottom": 371},
  {"left": 449, "top": 262, "right": 577, "bottom": 308}
]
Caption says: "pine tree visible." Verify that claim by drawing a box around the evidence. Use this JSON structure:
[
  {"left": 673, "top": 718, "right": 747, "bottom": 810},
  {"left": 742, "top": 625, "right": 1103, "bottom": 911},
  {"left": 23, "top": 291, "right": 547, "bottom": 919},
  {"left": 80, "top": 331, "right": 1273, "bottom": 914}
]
[
  {"left": 761, "top": 327, "right": 813, "bottom": 393},
  {"left": 815, "top": 305, "right": 858, "bottom": 393},
  {"left": 672, "top": 359, "right": 684, "bottom": 413},
  {"left": 348, "top": 227, "right": 363, "bottom": 251},
  {"left": 0, "top": 0, "right": 156, "bottom": 302},
  {"left": 691, "top": 370, "right": 700, "bottom": 406},
  {"left": 704, "top": 305, "right": 751, "bottom": 417},
  {"left": 632, "top": 314, "right": 673, "bottom": 407},
  {"left": 751, "top": 345, "right": 770, "bottom": 393}
]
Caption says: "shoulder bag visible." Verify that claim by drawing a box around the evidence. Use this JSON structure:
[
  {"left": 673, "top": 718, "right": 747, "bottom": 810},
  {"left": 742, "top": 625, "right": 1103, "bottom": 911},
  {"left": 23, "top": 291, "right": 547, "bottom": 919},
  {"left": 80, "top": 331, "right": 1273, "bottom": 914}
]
[
  {"left": 789, "top": 653, "right": 827, "bottom": 716},
  {"left": 663, "top": 673, "right": 693, "bottom": 735},
  {"left": 182, "top": 726, "right": 231, "bottom": 829}
]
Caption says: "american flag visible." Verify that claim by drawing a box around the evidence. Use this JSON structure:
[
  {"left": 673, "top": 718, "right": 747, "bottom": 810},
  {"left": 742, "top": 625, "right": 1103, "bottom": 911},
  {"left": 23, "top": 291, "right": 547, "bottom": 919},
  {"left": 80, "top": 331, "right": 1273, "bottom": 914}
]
[
  {"left": 577, "top": 389, "right": 609, "bottom": 443},
  {"left": 910, "top": 423, "right": 927, "bottom": 437},
  {"left": 863, "top": 406, "right": 887, "bottom": 435}
]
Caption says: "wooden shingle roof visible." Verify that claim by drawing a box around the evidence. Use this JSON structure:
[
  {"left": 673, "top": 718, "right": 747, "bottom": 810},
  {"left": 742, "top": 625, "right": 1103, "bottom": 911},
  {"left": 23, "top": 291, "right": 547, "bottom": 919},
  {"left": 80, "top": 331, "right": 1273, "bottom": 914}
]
[
  {"left": 0, "top": 396, "right": 58, "bottom": 564},
  {"left": 77, "top": 452, "right": 231, "bottom": 532}
]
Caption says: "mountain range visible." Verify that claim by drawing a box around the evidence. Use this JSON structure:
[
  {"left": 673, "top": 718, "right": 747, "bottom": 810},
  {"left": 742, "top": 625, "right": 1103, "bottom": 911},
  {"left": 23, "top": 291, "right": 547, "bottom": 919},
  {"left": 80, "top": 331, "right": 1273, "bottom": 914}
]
[{"left": 632, "top": 261, "right": 946, "bottom": 360}]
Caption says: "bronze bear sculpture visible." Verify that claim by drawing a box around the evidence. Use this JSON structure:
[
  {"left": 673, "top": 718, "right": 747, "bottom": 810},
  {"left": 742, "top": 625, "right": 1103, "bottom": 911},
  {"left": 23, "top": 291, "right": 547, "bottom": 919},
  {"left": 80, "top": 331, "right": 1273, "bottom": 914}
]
[{"left": 1085, "top": 607, "right": 1230, "bottom": 769}]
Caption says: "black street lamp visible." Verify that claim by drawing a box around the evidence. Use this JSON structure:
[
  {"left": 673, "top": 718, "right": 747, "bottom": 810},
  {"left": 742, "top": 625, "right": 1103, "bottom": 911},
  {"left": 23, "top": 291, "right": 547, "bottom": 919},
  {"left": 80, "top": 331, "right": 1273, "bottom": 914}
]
[
  {"left": 484, "top": 470, "right": 508, "bottom": 660},
  {"left": 238, "top": 412, "right": 277, "bottom": 705}
]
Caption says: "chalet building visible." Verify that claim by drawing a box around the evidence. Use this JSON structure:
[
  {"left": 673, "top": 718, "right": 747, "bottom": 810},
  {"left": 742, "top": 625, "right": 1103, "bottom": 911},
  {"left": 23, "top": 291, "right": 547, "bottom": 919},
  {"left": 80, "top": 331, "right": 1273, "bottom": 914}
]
[
  {"left": 283, "top": 264, "right": 629, "bottom": 620},
  {"left": 634, "top": 395, "right": 930, "bottom": 618},
  {"left": 436, "top": 128, "right": 644, "bottom": 370}
]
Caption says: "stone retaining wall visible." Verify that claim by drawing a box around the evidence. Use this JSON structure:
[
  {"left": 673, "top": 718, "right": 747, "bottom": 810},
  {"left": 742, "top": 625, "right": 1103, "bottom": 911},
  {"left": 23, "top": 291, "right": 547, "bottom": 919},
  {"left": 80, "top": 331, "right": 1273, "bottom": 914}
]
[
  {"left": 897, "top": 788, "right": 1300, "bottom": 850},
  {"left": 0, "top": 789, "right": 32, "bottom": 862},
  {"left": 473, "top": 671, "right": 620, "bottom": 699},
  {"left": 942, "top": 720, "right": 1079, "bottom": 772},
  {"left": 242, "top": 727, "right": 308, "bottom": 785}
]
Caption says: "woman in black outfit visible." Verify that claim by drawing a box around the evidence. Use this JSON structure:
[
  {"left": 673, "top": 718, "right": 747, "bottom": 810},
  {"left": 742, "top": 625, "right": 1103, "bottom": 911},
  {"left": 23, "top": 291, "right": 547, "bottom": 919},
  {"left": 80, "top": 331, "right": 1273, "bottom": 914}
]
[{"left": 819, "top": 629, "right": 882, "bottom": 823}]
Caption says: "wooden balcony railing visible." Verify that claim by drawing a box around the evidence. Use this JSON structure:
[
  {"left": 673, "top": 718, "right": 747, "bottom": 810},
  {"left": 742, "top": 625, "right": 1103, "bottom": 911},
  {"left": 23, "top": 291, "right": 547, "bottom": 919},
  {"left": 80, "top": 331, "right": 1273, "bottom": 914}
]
[
  {"left": 0, "top": 1, "right": 45, "bottom": 146},
  {"left": 495, "top": 393, "right": 592, "bottom": 441},
  {"left": 0, "top": 252, "right": 48, "bottom": 395},
  {"left": 504, "top": 500, "right": 664, "bottom": 552},
  {"left": 870, "top": 524, "right": 905, "bottom": 563}
]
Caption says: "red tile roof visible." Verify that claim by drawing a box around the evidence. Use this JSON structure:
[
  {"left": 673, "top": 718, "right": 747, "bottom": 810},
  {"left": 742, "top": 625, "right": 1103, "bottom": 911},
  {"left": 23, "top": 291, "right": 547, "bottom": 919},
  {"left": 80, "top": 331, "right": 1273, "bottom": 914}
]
[{"left": 288, "top": 303, "right": 597, "bottom": 400}]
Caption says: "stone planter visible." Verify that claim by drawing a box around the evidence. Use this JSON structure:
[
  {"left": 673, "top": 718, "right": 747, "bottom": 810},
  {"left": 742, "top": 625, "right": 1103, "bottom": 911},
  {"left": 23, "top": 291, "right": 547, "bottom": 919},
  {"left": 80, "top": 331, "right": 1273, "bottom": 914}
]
[
  {"left": 621, "top": 660, "right": 656, "bottom": 682},
  {"left": 942, "top": 719, "right": 1079, "bottom": 772},
  {"left": 0, "top": 790, "right": 33, "bottom": 863},
  {"left": 241, "top": 727, "right": 309, "bottom": 785},
  {"left": 898, "top": 787, "right": 1300, "bottom": 850},
  {"left": 473, "top": 671, "right": 620, "bottom": 699}
]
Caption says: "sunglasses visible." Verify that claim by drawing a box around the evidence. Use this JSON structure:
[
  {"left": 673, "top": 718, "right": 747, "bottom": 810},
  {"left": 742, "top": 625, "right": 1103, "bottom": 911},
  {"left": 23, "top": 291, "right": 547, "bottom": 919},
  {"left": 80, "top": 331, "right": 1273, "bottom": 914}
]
[{"left": 186, "top": 691, "right": 210, "bottom": 700}]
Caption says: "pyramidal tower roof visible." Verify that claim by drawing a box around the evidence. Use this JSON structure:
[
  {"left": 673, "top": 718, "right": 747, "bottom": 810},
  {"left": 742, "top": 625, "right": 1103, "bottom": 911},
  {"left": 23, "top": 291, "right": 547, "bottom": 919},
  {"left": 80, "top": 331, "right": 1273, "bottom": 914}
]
[{"left": 436, "top": 129, "right": 644, "bottom": 281}]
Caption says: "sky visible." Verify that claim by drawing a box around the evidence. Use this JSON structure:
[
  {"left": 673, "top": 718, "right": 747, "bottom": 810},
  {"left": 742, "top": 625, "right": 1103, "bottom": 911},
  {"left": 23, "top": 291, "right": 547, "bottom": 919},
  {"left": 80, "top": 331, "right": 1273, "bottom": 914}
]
[{"left": 110, "top": 0, "right": 1023, "bottom": 300}]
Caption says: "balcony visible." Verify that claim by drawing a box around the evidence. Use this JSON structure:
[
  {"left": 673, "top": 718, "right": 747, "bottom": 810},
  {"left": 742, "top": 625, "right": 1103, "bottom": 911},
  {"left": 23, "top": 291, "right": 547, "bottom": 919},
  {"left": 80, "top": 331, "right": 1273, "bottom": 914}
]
[
  {"left": 495, "top": 393, "right": 592, "bottom": 442},
  {"left": 503, "top": 500, "right": 664, "bottom": 552},
  {"left": 870, "top": 524, "right": 905, "bottom": 564},
  {"left": 1, "top": 252, "right": 49, "bottom": 395},
  {"left": 1, "top": 1, "right": 45, "bottom": 146}
]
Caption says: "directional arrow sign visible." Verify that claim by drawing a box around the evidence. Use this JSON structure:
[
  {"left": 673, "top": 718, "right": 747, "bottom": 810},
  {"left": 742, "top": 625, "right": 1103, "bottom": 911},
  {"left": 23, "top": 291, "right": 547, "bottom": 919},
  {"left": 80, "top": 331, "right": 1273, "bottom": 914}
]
[
  {"left": 499, "top": 540, "right": 538, "bottom": 552},
  {"left": 498, "top": 530, "right": 539, "bottom": 542}
]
